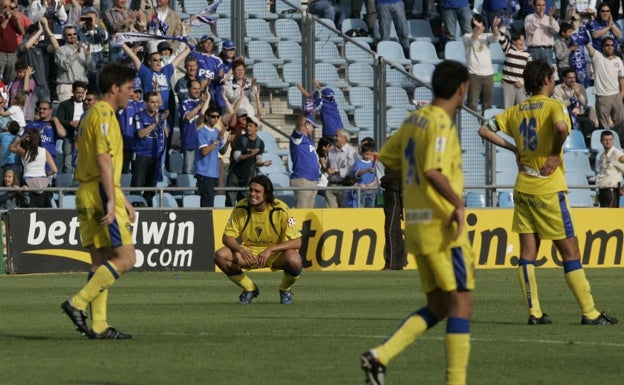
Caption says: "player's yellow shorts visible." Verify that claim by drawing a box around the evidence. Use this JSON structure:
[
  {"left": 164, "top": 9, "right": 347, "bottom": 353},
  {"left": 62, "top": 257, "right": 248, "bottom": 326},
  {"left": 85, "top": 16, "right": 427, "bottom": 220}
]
[
  {"left": 415, "top": 243, "right": 475, "bottom": 293},
  {"left": 512, "top": 190, "right": 575, "bottom": 240},
  {"left": 243, "top": 246, "right": 283, "bottom": 271},
  {"left": 76, "top": 182, "right": 133, "bottom": 249}
]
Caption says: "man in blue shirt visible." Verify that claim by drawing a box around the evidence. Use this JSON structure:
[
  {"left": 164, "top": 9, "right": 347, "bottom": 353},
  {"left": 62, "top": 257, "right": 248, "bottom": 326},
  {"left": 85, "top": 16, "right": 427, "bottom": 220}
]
[
  {"left": 118, "top": 81, "right": 145, "bottom": 173},
  {"left": 130, "top": 91, "right": 169, "bottom": 205},
  {"left": 195, "top": 105, "right": 226, "bottom": 207},
  {"left": 179, "top": 79, "right": 206, "bottom": 174},
  {"left": 290, "top": 113, "right": 320, "bottom": 208},
  {"left": 190, "top": 35, "right": 223, "bottom": 105},
  {"left": 25, "top": 101, "right": 66, "bottom": 170}
]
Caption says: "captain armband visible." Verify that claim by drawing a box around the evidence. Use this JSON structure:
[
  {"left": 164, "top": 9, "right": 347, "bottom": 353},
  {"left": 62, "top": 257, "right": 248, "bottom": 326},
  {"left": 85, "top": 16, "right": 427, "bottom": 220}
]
[{"left": 484, "top": 118, "right": 499, "bottom": 133}]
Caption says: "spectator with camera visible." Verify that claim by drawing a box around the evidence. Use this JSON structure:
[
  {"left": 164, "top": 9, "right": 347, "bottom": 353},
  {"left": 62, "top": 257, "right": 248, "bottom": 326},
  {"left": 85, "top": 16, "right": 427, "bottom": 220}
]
[{"left": 77, "top": 7, "right": 108, "bottom": 92}]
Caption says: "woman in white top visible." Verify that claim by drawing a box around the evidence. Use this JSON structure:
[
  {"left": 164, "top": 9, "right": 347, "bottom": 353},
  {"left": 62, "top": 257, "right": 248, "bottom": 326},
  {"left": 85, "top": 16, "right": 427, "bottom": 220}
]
[{"left": 9, "top": 128, "right": 57, "bottom": 207}]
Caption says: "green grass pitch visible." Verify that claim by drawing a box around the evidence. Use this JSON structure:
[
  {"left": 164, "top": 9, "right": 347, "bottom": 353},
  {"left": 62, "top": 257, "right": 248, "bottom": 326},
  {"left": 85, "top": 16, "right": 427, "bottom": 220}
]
[{"left": 0, "top": 269, "right": 622, "bottom": 385}]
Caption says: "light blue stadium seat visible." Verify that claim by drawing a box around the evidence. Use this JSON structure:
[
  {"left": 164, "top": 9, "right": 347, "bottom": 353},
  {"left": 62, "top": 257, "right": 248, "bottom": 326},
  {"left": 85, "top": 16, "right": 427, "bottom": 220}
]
[
  {"left": 258, "top": 152, "right": 287, "bottom": 175},
  {"left": 495, "top": 151, "right": 519, "bottom": 174},
  {"left": 275, "top": 18, "right": 302, "bottom": 41},
  {"left": 349, "top": 86, "right": 374, "bottom": 109},
  {"left": 387, "top": 65, "right": 414, "bottom": 89},
  {"left": 246, "top": 18, "right": 280, "bottom": 44},
  {"left": 61, "top": 195, "right": 76, "bottom": 209},
  {"left": 152, "top": 192, "right": 179, "bottom": 208},
  {"left": 490, "top": 43, "right": 505, "bottom": 65},
  {"left": 287, "top": 85, "right": 304, "bottom": 111},
  {"left": 444, "top": 40, "right": 466, "bottom": 64},
  {"left": 411, "top": 62, "right": 435, "bottom": 85},
  {"left": 347, "top": 62, "right": 374, "bottom": 88},
  {"left": 246, "top": 0, "right": 278, "bottom": 20},
  {"left": 253, "top": 63, "right": 288, "bottom": 89},
  {"left": 126, "top": 194, "right": 148, "bottom": 207},
  {"left": 407, "top": 19, "right": 438, "bottom": 44},
  {"left": 277, "top": 40, "right": 301, "bottom": 63},
  {"left": 176, "top": 173, "right": 197, "bottom": 195},
  {"left": 315, "top": 62, "right": 348, "bottom": 89},
  {"left": 496, "top": 171, "right": 516, "bottom": 192},
  {"left": 275, "top": 0, "right": 302, "bottom": 19},
  {"left": 377, "top": 41, "right": 412, "bottom": 66},
  {"left": 354, "top": 108, "right": 374, "bottom": 130},
  {"left": 563, "top": 130, "right": 590, "bottom": 153},
  {"left": 413, "top": 86, "right": 433, "bottom": 105},
  {"left": 316, "top": 18, "right": 343, "bottom": 44},
  {"left": 182, "top": 194, "right": 201, "bottom": 208},
  {"left": 345, "top": 41, "right": 374, "bottom": 64},
  {"left": 386, "top": 86, "right": 415, "bottom": 111},
  {"left": 214, "top": 194, "right": 227, "bottom": 208},
  {"left": 331, "top": 87, "right": 355, "bottom": 113},
  {"left": 563, "top": 152, "right": 594, "bottom": 178},
  {"left": 257, "top": 130, "right": 289, "bottom": 157},
  {"left": 341, "top": 18, "right": 374, "bottom": 44},
  {"left": 217, "top": 0, "right": 230, "bottom": 17},
  {"left": 248, "top": 40, "right": 284, "bottom": 65},
  {"left": 567, "top": 190, "right": 594, "bottom": 207},
  {"left": 282, "top": 61, "right": 302, "bottom": 86},
  {"left": 409, "top": 41, "right": 441, "bottom": 64},
  {"left": 269, "top": 171, "right": 292, "bottom": 189},
  {"left": 465, "top": 192, "right": 486, "bottom": 207},
  {"left": 498, "top": 191, "right": 514, "bottom": 207},
  {"left": 387, "top": 108, "right": 409, "bottom": 132},
  {"left": 585, "top": 86, "right": 595, "bottom": 106},
  {"left": 315, "top": 41, "right": 347, "bottom": 66},
  {"left": 189, "top": 22, "right": 212, "bottom": 40},
  {"left": 215, "top": 17, "right": 230, "bottom": 39}
]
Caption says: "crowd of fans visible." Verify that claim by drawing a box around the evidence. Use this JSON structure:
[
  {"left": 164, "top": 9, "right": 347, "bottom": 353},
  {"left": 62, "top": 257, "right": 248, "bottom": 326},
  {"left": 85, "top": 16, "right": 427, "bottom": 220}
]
[{"left": 0, "top": 0, "right": 622, "bottom": 209}]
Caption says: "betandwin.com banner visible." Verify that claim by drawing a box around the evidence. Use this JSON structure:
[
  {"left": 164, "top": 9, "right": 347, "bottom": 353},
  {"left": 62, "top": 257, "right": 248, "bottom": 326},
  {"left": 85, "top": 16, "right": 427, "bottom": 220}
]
[
  {"left": 4, "top": 207, "right": 623, "bottom": 274},
  {"left": 6, "top": 209, "right": 215, "bottom": 274}
]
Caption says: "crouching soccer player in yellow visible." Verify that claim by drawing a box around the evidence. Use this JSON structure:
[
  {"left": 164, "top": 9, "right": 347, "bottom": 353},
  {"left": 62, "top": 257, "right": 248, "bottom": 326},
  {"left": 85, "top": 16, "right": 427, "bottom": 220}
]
[
  {"left": 361, "top": 60, "right": 476, "bottom": 385},
  {"left": 478, "top": 59, "right": 618, "bottom": 326},
  {"left": 214, "top": 175, "right": 303, "bottom": 304},
  {"left": 61, "top": 62, "right": 138, "bottom": 339}
]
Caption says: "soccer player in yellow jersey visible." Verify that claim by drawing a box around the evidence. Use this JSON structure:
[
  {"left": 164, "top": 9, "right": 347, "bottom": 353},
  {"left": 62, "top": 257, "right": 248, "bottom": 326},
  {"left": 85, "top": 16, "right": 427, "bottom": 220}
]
[
  {"left": 214, "top": 175, "right": 303, "bottom": 305},
  {"left": 478, "top": 59, "right": 618, "bottom": 326},
  {"left": 61, "top": 62, "right": 138, "bottom": 339},
  {"left": 361, "top": 60, "right": 476, "bottom": 385}
]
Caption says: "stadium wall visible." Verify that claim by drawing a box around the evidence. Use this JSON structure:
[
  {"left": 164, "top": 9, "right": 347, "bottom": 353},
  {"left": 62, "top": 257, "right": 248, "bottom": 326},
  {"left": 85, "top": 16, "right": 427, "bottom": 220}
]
[{"left": 3, "top": 208, "right": 624, "bottom": 274}]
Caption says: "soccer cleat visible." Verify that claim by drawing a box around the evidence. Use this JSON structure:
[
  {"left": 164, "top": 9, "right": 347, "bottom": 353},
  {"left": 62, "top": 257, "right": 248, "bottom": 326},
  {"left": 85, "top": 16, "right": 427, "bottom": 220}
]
[
  {"left": 90, "top": 327, "right": 133, "bottom": 340},
  {"left": 361, "top": 350, "right": 385, "bottom": 385},
  {"left": 61, "top": 300, "right": 93, "bottom": 338},
  {"left": 279, "top": 290, "right": 294, "bottom": 305},
  {"left": 528, "top": 313, "right": 552, "bottom": 325},
  {"left": 239, "top": 285, "right": 260, "bottom": 304},
  {"left": 581, "top": 311, "right": 619, "bottom": 325}
]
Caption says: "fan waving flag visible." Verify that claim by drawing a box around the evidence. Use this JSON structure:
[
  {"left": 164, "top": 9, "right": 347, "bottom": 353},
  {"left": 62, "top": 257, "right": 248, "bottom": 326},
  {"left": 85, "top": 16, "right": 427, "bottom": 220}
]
[
  {"left": 190, "top": 0, "right": 222, "bottom": 26},
  {"left": 111, "top": 32, "right": 190, "bottom": 48}
]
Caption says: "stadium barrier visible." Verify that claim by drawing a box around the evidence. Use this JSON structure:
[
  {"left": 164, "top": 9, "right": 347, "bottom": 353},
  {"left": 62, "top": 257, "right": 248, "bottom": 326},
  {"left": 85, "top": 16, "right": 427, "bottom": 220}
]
[{"left": 3, "top": 207, "right": 624, "bottom": 274}]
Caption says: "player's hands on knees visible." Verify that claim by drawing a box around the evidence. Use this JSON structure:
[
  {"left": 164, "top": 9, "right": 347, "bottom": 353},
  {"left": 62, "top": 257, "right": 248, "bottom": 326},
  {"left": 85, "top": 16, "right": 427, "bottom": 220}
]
[
  {"left": 256, "top": 248, "right": 272, "bottom": 268},
  {"left": 239, "top": 247, "right": 258, "bottom": 268}
]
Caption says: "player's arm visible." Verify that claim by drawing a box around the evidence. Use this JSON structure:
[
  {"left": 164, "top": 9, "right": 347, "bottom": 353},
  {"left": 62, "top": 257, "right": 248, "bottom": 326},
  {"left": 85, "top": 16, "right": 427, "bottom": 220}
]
[
  {"left": 478, "top": 121, "right": 518, "bottom": 153},
  {"left": 540, "top": 121, "right": 568, "bottom": 176},
  {"left": 424, "top": 169, "right": 465, "bottom": 240},
  {"left": 97, "top": 151, "right": 116, "bottom": 226}
]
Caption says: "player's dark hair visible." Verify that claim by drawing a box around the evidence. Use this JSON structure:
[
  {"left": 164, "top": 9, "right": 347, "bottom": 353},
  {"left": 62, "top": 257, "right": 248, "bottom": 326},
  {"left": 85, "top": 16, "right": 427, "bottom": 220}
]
[
  {"left": 432, "top": 60, "right": 469, "bottom": 99},
  {"left": 249, "top": 175, "right": 275, "bottom": 205},
  {"left": 98, "top": 62, "right": 137, "bottom": 95},
  {"left": 523, "top": 59, "right": 552, "bottom": 95},
  {"left": 601, "top": 130, "right": 615, "bottom": 139}
]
